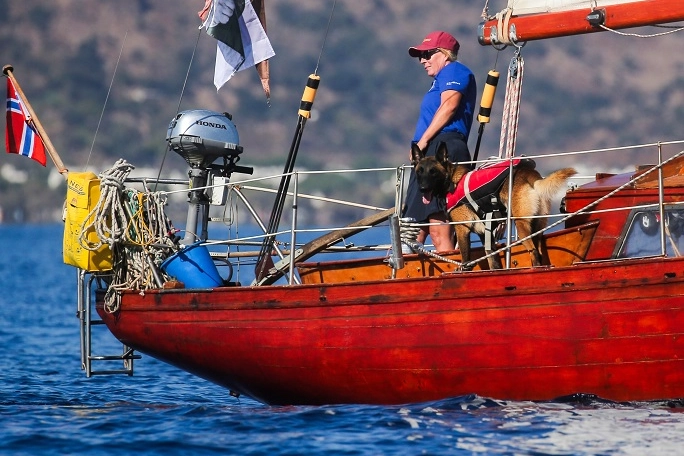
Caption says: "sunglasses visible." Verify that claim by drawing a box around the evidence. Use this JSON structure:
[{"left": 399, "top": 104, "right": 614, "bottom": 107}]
[{"left": 417, "top": 49, "right": 440, "bottom": 60}]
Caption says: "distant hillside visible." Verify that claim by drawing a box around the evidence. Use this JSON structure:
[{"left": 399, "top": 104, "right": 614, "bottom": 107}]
[{"left": 2, "top": 0, "right": 684, "bottom": 222}]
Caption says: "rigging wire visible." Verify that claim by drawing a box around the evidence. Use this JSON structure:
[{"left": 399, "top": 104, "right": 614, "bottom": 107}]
[
  {"left": 153, "top": 27, "right": 203, "bottom": 192},
  {"left": 85, "top": 30, "right": 128, "bottom": 172},
  {"left": 314, "top": 0, "right": 337, "bottom": 75},
  {"left": 254, "top": 0, "right": 338, "bottom": 284}
]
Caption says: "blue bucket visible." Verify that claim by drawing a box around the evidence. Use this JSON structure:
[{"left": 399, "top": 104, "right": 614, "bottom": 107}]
[{"left": 161, "top": 242, "right": 223, "bottom": 288}]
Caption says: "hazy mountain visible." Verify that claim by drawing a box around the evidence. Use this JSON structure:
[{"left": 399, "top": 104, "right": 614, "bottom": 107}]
[{"left": 1, "top": 0, "right": 683, "bottom": 223}]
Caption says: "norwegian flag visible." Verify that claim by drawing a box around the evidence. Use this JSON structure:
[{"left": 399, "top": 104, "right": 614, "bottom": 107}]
[{"left": 5, "top": 77, "right": 47, "bottom": 166}]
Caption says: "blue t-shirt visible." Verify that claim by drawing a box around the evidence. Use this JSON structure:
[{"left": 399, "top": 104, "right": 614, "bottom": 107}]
[{"left": 412, "top": 61, "right": 477, "bottom": 143}]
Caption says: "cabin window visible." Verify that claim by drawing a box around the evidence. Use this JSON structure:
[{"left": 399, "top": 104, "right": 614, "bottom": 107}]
[{"left": 616, "top": 206, "right": 684, "bottom": 259}]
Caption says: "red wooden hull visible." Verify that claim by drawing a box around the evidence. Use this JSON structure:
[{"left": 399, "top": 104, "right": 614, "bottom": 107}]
[{"left": 98, "top": 255, "right": 684, "bottom": 405}]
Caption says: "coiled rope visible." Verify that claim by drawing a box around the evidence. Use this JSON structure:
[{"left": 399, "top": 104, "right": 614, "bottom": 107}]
[
  {"left": 79, "top": 159, "right": 176, "bottom": 313},
  {"left": 79, "top": 159, "right": 135, "bottom": 251}
]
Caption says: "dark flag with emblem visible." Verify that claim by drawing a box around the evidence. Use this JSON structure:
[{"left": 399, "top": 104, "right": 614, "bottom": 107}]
[{"left": 199, "top": 0, "right": 275, "bottom": 97}]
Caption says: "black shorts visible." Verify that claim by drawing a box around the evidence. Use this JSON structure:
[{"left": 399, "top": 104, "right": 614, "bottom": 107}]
[{"left": 402, "top": 132, "right": 472, "bottom": 223}]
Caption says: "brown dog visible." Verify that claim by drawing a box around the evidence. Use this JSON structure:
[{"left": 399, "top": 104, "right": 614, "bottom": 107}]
[{"left": 411, "top": 143, "right": 576, "bottom": 269}]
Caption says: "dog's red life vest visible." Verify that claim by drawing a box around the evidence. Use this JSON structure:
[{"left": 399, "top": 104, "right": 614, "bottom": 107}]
[{"left": 446, "top": 158, "right": 523, "bottom": 213}]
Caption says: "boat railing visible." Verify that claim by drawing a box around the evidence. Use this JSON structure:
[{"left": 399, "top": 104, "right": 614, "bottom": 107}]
[{"left": 116, "top": 138, "right": 684, "bottom": 285}]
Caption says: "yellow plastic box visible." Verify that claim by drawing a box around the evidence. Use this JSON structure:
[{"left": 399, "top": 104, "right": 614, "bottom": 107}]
[{"left": 63, "top": 172, "right": 112, "bottom": 271}]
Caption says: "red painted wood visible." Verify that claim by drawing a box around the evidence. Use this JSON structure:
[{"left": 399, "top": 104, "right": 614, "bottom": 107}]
[
  {"left": 479, "top": 0, "right": 684, "bottom": 45},
  {"left": 564, "top": 171, "right": 684, "bottom": 260},
  {"left": 98, "top": 256, "right": 684, "bottom": 405}
]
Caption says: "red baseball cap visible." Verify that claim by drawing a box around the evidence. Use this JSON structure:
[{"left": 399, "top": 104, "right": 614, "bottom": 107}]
[{"left": 408, "top": 31, "right": 460, "bottom": 57}]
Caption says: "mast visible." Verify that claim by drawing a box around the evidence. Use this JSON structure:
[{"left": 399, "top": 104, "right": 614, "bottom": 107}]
[{"left": 479, "top": 0, "right": 684, "bottom": 45}]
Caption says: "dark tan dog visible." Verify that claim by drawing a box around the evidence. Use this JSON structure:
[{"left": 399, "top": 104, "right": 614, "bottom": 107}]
[{"left": 411, "top": 143, "right": 576, "bottom": 269}]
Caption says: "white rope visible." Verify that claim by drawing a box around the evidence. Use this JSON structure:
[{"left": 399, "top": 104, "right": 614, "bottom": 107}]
[
  {"left": 481, "top": 0, "right": 492, "bottom": 20},
  {"left": 498, "top": 53, "right": 524, "bottom": 159},
  {"left": 399, "top": 218, "right": 462, "bottom": 267},
  {"left": 79, "top": 159, "right": 135, "bottom": 251},
  {"left": 402, "top": 238, "right": 462, "bottom": 267},
  {"left": 599, "top": 24, "right": 684, "bottom": 38},
  {"left": 78, "top": 159, "right": 177, "bottom": 312},
  {"left": 490, "top": 8, "right": 514, "bottom": 46}
]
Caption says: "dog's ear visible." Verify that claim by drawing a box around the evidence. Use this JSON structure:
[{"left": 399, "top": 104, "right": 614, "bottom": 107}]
[
  {"left": 410, "top": 142, "right": 424, "bottom": 165},
  {"left": 435, "top": 142, "right": 449, "bottom": 165}
]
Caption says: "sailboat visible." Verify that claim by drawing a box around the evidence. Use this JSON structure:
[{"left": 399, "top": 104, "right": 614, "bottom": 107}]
[{"left": 53, "top": 0, "right": 684, "bottom": 405}]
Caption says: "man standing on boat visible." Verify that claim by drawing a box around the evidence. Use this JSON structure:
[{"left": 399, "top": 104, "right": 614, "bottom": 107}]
[{"left": 403, "top": 30, "right": 476, "bottom": 252}]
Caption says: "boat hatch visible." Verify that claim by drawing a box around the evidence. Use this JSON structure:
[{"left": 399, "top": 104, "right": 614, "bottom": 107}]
[{"left": 615, "top": 206, "right": 684, "bottom": 259}]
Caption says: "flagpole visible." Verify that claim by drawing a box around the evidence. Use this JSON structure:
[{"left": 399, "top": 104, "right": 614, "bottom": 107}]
[{"left": 3, "top": 64, "right": 68, "bottom": 178}]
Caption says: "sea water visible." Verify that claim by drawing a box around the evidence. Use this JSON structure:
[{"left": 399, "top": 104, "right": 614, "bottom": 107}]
[{"left": 2, "top": 224, "right": 684, "bottom": 455}]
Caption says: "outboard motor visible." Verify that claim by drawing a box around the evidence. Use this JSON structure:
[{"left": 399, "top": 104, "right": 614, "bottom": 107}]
[{"left": 167, "top": 109, "right": 252, "bottom": 245}]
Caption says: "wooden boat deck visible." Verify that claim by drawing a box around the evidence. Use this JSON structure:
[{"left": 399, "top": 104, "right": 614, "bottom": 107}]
[{"left": 297, "top": 221, "right": 599, "bottom": 284}]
